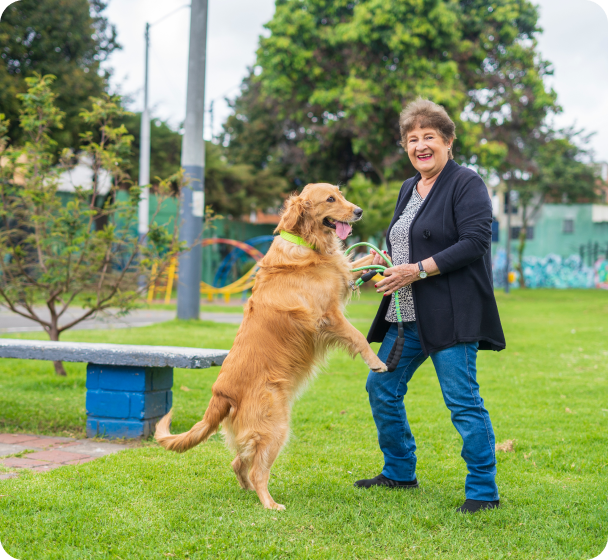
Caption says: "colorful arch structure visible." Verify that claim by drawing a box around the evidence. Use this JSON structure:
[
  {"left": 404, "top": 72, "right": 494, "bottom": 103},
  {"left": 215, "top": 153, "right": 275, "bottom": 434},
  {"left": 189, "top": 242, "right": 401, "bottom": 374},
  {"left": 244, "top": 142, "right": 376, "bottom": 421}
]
[
  {"left": 147, "top": 238, "right": 266, "bottom": 304},
  {"left": 213, "top": 235, "right": 274, "bottom": 287}
]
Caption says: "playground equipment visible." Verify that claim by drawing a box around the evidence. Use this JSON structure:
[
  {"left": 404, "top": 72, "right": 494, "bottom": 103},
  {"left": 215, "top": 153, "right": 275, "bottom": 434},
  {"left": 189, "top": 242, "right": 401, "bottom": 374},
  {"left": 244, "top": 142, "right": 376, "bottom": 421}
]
[
  {"left": 214, "top": 235, "right": 273, "bottom": 287},
  {"left": 147, "top": 238, "right": 266, "bottom": 304}
]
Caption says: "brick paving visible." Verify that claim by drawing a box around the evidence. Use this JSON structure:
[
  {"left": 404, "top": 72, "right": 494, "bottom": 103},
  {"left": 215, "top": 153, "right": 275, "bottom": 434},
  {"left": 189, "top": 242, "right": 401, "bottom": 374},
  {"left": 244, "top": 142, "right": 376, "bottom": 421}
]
[{"left": 0, "top": 433, "right": 129, "bottom": 480}]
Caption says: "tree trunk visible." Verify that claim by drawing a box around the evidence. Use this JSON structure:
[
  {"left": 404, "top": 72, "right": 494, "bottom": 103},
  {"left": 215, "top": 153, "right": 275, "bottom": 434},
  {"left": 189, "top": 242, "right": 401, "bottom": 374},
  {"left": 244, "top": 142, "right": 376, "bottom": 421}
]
[
  {"left": 53, "top": 360, "right": 67, "bottom": 376},
  {"left": 48, "top": 327, "right": 67, "bottom": 376}
]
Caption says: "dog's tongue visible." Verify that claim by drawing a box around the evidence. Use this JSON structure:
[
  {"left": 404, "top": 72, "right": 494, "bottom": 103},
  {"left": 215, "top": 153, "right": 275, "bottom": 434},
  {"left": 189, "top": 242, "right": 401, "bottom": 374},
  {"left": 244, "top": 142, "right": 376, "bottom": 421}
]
[{"left": 335, "top": 221, "right": 352, "bottom": 240}]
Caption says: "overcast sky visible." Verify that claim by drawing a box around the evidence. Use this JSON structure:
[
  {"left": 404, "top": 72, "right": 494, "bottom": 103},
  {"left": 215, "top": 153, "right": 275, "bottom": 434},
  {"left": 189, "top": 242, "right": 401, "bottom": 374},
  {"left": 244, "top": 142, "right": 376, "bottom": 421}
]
[{"left": 100, "top": 0, "right": 608, "bottom": 163}]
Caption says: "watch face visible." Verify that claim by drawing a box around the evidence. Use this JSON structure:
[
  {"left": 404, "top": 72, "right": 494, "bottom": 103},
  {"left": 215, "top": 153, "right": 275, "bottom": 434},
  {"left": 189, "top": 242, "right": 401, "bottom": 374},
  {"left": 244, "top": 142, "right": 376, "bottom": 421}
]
[{"left": 420, "top": 271, "right": 428, "bottom": 278}]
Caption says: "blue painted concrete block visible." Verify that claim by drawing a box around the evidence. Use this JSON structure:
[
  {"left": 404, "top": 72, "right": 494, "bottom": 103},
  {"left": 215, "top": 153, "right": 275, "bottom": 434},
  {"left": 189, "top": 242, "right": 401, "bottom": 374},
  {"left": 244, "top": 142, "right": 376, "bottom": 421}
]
[
  {"left": 86, "top": 417, "right": 162, "bottom": 439},
  {"left": 86, "top": 390, "right": 131, "bottom": 418},
  {"left": 85, "top": 363, "right": 173, "bottom": 439},
  {"left": 86, "top": 364, "right": 173, "bottom": 391},
  {"left": 128, "top": 390, "right": 170, "bottom": 419}
]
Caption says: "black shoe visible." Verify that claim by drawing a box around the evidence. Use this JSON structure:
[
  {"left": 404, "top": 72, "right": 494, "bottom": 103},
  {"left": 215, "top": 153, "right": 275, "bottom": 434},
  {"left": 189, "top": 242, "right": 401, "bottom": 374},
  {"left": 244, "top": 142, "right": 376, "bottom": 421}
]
[
  {"left": 354, "top": 473, "right": 419, "bottom": 489},
  {"left": 456, "top": 499, "right": 500, "bottom": 513}
]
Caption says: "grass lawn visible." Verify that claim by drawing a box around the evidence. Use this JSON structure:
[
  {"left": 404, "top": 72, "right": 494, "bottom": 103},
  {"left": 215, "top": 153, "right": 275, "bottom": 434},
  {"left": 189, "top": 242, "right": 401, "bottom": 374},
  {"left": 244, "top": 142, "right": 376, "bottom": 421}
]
[{"left": 0, "top": 290, "right": 607, "bottom": 559}]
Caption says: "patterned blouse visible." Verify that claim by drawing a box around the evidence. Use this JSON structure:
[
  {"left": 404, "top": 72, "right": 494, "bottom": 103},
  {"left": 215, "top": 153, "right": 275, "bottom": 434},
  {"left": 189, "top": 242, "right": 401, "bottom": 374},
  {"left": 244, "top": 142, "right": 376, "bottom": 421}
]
[{"left": 385, "top": 186, "right": 424, "bottom": 323}]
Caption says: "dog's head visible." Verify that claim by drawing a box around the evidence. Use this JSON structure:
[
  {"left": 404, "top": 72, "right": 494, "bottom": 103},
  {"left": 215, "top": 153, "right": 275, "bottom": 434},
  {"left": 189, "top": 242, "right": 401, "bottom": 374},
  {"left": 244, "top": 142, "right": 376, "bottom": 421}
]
[{"left": 275, "top": 183, "right": 362, "bottom": 252}]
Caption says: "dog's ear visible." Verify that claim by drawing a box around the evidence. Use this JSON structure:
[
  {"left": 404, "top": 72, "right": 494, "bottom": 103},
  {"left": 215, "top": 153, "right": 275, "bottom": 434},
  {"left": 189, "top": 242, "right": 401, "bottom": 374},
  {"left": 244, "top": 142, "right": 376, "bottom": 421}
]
[{"left": 275, "top": 194, "right": 310, "bottom": 233}]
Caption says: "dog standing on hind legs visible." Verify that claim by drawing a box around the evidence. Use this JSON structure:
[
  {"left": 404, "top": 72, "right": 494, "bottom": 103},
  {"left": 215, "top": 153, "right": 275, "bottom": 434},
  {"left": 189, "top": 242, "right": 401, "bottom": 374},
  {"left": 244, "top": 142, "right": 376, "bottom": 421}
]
[{"left": 155, "top": 183, "right": 386, "bottom": 510}]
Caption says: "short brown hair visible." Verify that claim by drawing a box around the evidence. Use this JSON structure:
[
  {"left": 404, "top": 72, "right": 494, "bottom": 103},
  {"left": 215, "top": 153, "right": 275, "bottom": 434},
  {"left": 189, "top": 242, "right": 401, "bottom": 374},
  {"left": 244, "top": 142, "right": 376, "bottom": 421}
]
[{"left": 399, "top": 98, "right": 456, "bottom": 159}]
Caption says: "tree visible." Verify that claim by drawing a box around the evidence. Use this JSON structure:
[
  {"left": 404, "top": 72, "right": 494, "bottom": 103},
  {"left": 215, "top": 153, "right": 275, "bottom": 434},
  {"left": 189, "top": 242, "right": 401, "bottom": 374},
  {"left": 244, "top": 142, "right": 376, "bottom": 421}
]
[
  {"left": 0, "top": 0, "right": 119, "bottom": 151},
  {"left": 342, "top": 174, "right": 401, "bottom": 242},
  {"left": 506, "top": 130, "right": 602, "bottom": 287},
  {"left": 120, "top": 113, "right": 182, "bottom": 188},
  {"left": 204, "top": 141, "right": 287, "bottom": 218},
  {"left": 0, "top": 75, "right": 183, "bottom": 376},
  {"left": 117, "top": 113, "right": 288, "bottom": 217},
  {"left": 222, "top": 0, "right": 553, "bottom": 187}
]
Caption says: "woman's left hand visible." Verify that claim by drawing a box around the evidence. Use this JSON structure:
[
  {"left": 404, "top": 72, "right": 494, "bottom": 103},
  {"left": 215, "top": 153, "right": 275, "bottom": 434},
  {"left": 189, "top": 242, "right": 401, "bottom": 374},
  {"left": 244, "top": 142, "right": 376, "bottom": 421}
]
[{"left": 375, "top": 263, "right": 419, "bottom": 296}]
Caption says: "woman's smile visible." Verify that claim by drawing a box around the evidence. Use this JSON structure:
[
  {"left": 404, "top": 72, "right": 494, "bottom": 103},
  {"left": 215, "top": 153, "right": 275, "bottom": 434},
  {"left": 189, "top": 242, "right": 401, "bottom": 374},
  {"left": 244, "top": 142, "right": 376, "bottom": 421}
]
[{"left": 406, "top": 126, "right": 452, "bottom": 180}]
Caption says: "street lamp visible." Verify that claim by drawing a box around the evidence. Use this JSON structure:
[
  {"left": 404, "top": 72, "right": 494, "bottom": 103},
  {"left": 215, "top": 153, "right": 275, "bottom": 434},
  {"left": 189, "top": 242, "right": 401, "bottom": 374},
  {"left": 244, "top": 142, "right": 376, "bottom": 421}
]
[{"left": 138, "top": 4, "right": 190, "bottom": 245}]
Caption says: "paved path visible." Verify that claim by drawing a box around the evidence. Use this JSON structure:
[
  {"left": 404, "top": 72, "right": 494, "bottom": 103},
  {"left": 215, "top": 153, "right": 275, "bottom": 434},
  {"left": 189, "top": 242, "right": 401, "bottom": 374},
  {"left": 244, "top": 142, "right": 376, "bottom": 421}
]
[
  {"left": 0, "top": 434, "right": 130, "bottom": 479},
  {"left": 0, "top": 307, "right": 243, "bottom": 333}
]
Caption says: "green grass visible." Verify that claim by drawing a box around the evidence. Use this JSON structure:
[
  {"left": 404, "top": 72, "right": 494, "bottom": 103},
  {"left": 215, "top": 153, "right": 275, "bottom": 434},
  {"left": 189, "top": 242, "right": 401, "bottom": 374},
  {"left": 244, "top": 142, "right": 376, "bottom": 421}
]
[{"left": 0, "top": 290, "right": 607, "bottom": 559}]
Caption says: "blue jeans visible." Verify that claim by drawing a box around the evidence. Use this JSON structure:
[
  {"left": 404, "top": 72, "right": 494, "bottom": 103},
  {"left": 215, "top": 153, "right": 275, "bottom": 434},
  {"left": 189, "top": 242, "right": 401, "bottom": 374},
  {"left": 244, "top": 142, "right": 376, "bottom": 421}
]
[{"left": 366, "top": 322, "right": 499, "bottom": 501}]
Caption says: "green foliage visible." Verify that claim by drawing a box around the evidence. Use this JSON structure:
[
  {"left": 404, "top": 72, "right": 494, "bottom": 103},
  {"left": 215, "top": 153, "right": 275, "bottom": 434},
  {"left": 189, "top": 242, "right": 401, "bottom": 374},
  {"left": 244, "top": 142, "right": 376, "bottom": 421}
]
[
  {"left": 0, "top": 75, "right": 184, "bottom": 371},
  {"left": 204, "top": 141, "right": 288, "bottom": 218},
  {"left": 223, "top": 0, "right": 555, "bottom": 186},
  {"left": 118, "top": 113, "right": 288, "bottom": 217},
  {"left": 0, "top": 290, "right": 607, "bottom": 558},
  {"left": 119, "top": 113, "right": 183, "bottom": 187},
  {"left": 0, "top": 0, "right": 119, "bottom": 151},
  {"left": 343, "top": 174, "right": 401, "bottom": 241}
]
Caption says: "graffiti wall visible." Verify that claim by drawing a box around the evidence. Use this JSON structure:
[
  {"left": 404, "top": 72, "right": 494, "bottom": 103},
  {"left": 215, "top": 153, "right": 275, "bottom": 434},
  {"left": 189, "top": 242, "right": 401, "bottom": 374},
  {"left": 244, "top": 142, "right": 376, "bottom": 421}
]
[
  {"left": 596, "top": 258, "right": 608, "bottom": 290},
  {"left": 492, "top": 250, "right": 608, "bottom": 289}
]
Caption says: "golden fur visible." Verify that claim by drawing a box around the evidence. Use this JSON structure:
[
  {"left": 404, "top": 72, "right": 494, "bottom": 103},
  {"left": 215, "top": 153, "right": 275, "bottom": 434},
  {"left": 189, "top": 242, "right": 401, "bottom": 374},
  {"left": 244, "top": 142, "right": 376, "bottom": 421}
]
[{"left": 155, "top": 183, "right": 387, "bottom": 510}]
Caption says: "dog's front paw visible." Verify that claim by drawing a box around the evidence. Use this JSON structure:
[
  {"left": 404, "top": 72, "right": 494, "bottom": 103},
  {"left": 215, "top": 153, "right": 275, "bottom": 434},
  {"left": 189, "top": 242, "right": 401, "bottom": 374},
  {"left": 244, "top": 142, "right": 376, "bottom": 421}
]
[{"left": 371, "top": 360, "right": 388, "bottom": 373}]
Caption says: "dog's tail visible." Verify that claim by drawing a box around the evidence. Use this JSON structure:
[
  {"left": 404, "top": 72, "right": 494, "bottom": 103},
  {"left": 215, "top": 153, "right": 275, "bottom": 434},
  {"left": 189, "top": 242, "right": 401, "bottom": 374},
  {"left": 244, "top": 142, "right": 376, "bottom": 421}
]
[{"left": 155, "top": 395, "right": 231, "bottom": 453}]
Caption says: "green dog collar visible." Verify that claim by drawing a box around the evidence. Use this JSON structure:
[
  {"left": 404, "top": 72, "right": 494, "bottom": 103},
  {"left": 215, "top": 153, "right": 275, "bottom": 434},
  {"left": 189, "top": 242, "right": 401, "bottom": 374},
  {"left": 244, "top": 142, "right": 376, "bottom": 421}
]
[{"left": 279, "top": 230, "right": 317, "bottom": 250}]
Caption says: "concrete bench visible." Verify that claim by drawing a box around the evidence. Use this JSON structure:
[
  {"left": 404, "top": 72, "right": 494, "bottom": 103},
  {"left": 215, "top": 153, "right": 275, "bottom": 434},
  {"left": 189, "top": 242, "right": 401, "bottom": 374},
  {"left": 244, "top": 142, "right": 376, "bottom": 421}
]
[{"left": 0, "top": 339, "right": 228, "bottom": 439}]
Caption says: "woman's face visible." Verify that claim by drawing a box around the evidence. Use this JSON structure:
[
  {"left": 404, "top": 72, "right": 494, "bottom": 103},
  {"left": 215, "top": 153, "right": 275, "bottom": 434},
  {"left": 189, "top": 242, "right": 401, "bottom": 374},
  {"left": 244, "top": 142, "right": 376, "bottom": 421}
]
[{"left": 405, "top": 126, "right": 452, "bottom": 177}]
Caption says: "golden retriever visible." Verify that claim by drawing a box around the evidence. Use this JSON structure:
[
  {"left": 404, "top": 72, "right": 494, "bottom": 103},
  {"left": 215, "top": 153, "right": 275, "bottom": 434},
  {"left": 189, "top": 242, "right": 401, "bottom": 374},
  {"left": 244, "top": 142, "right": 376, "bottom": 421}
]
[{"left": 155, "top": 183, "right": 387, "bottom": 510}]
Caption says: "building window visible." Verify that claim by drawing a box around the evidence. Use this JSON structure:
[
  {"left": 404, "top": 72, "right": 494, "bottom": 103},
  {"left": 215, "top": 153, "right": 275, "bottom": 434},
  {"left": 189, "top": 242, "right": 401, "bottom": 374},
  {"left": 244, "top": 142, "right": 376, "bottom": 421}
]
[
  {"left": 511, "top": 226, "right": 534, "bottom": 240},
  {"left": 563, "top": 219, "right": 574, "bottom": 234}
]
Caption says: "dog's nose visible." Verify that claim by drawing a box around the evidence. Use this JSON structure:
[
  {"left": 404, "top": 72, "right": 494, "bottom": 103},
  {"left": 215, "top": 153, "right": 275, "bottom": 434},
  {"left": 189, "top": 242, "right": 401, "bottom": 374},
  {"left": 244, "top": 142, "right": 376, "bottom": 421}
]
[{"left": 353, "top": 207, "right": 363, "bottom": 218}]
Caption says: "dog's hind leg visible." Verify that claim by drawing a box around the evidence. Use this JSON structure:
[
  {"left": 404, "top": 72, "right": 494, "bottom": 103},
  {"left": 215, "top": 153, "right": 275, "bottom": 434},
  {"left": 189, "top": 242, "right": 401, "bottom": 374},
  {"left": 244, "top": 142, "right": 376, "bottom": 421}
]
[
  {"left": 231, "top": 455, "right": 254, "bottom": 490},
  {"left": 248, "top": 432, "right": 287, "bottom": 511}
]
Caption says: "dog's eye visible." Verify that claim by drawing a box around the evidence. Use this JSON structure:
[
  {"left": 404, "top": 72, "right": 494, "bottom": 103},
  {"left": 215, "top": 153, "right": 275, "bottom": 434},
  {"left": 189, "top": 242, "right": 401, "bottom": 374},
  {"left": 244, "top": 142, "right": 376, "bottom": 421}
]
[{"left": 326, "top": 197, "right": 335, "bottom": 203}]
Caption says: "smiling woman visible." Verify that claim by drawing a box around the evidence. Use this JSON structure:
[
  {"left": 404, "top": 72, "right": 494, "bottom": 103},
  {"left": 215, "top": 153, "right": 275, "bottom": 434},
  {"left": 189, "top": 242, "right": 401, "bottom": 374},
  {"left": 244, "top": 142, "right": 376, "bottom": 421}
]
[{"left": 357, "top": 98, "right": 506, "bottom": 515}]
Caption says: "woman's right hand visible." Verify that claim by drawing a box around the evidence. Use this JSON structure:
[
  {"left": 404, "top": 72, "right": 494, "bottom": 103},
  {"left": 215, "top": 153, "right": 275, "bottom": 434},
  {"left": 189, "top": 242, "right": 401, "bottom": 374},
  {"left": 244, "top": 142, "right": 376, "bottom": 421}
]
[{"left": 370, "top": 250, "right": 391, "bottom": 267}]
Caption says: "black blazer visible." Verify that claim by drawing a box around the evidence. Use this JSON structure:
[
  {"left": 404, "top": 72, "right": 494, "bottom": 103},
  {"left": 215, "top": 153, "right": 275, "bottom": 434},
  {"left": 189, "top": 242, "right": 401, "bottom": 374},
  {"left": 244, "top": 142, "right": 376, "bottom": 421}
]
[{"left": 367, "top": 159, "right": 506, "bottom": 356}]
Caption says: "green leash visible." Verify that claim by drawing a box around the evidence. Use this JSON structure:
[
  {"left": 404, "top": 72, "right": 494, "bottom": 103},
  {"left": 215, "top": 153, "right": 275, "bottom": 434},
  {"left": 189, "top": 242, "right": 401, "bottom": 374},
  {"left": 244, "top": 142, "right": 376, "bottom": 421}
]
[{"left": 345, "top": 242, "right": 405, "bottom": 372}]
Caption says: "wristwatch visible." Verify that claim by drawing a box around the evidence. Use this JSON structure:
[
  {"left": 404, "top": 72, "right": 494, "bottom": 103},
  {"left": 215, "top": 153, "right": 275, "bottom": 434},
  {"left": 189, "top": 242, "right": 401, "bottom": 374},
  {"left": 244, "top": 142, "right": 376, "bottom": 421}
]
[{"left": 417, "top": 261, "right": 428, "bottom": 279}]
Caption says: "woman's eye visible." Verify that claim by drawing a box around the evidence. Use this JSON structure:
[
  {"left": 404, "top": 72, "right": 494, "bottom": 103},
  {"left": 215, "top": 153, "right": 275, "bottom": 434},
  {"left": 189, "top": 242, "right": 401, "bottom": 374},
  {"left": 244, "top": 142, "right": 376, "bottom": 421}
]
[{"left": 327, "top": 197, "right": 335, "bottom": 202}]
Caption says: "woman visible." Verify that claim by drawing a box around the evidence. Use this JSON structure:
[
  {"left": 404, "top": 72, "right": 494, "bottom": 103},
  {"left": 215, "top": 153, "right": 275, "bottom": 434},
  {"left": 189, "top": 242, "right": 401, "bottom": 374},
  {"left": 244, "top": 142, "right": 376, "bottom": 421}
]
[{"left": 355, "top": 99, "right": 506, "bottom": 514}]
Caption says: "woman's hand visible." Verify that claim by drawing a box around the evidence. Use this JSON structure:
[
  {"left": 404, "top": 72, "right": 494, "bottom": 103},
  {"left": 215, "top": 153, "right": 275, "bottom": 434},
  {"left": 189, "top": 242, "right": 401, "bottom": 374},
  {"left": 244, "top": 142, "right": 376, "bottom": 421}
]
[
  {"left": 375, "top": 263, "right": 420, "bottom": 296},
  {"left": 370, "top": 249, "right": 391, "bottom": 267}
]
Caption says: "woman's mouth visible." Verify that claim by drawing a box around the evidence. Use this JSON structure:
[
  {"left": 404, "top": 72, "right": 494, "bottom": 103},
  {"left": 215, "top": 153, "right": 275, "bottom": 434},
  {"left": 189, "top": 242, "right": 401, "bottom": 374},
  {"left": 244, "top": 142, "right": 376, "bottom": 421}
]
[{"left": 417, "top": 153, "right": 433, "bottom": 161}]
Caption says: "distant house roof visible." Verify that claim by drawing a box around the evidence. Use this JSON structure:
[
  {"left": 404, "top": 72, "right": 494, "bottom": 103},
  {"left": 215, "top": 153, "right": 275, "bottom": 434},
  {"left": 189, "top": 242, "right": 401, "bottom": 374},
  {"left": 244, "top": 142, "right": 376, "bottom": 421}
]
[
  {"left": 56, "top": 154, "right": 113, "bottom": 196},
  {"left": 243, "top": 209, "right": 281, "bottom": 225}
]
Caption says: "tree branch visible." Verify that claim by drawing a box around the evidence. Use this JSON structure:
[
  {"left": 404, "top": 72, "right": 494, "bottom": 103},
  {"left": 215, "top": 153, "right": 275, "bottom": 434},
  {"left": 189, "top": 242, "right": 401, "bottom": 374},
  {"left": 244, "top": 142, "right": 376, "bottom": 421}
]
[{"left": 0, "top": 289, "right": 52, "bottom": 329}]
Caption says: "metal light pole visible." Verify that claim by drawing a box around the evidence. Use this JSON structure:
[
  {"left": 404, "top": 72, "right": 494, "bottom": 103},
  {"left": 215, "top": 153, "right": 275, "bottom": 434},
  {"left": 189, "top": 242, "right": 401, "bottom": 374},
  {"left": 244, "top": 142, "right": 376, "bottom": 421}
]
[
  {"left": 138, "top": 5, "right": 190, "bottom": 246},
  {"left": 505, "top": 187, "right": 511, "bottom": 294},
  {"left": 138, "top": 22, "right": 151, "bottom": 245},
  {"left": 177, "top": 0, "right": 208, "bottom": 320}
]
